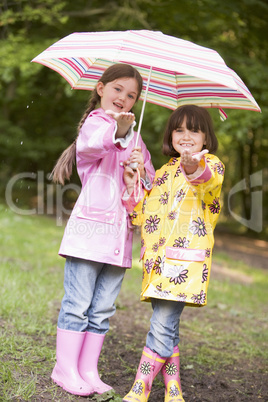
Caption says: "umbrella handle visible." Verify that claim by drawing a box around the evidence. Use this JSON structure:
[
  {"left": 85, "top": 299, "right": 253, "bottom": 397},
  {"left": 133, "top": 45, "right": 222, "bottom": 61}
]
[
  {"left": 135, "top": 66, "right": 153, "bottom": 148},
  {"left": 129, "top": 162, "right": 138, "bottom": 170}
]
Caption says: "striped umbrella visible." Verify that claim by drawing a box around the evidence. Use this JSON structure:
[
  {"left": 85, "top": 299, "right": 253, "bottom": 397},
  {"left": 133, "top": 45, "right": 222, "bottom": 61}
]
[{"left": 32, "top": 30, "right": 260, "bottom": 140}]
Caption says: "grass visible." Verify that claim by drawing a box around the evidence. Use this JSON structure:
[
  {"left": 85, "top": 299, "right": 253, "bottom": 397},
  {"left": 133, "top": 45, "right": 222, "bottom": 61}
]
[
  {"left": 0, "top": 205, "right": 65, "bottom": 400},
  {"left": 118, "top": 231, "right": 268, "bottom": 376},
  {"left": 0, "top": 204, "right": 267, "bottom": 400},
  {"left": 178, "top": 251, "right": 268, "bottom": 374}
]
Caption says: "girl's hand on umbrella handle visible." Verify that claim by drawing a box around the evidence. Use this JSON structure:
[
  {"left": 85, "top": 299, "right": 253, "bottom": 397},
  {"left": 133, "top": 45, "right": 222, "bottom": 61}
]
[
  {"left": 123, "top": 164, "right": 138, "bottom": 194},
  {"left": 128, "top": 147, "right": 146, "bottom": 179},
  {"left": 105, "top": 110, "right": 135, "bottom": 138}
]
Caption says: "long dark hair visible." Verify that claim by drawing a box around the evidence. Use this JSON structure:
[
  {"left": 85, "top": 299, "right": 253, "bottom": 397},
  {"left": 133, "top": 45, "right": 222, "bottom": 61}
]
[
  {"left": 51, "top": 63, "right": 143, "bottom": 184},
  {"left": 162, "top": 105, "right": 218, "bottom": 157}
]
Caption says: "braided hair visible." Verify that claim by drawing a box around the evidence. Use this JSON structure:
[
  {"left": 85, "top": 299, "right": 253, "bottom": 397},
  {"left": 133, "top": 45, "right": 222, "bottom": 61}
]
[{"left": 50, "top": 64, "right": 143, "bottom": 184}]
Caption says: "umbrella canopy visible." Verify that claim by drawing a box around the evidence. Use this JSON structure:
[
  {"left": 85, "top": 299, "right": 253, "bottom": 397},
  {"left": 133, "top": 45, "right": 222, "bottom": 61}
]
[{"left": 32, "top": 30, "right": 260, "bottom": 115}]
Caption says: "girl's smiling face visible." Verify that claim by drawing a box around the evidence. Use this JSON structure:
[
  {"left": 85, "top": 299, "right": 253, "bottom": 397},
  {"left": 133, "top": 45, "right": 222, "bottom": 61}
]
[
  {"left": 97, "top": 77, "right": 139, "bottom": 113},
  {"left": 172, "top": 116, "right": 206, "bottom": 155}
]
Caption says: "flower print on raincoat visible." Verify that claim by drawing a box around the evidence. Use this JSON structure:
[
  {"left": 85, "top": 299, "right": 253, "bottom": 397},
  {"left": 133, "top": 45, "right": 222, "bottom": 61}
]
[{"left": 124, "top": 154, "right": 224, "bottom": 307}]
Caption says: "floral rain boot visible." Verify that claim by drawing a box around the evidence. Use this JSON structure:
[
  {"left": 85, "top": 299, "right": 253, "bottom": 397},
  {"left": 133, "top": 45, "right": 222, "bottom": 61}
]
[
  {"left": 161, "top": 345, "right": 185, "bottom": 402},
  {"left": 123, "top": 346, "right": 166, "bottom": 402}
]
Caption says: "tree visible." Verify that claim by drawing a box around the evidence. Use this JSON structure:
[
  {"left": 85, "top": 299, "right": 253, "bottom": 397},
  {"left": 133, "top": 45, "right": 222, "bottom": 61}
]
[{"left": 0, "top": 0, "right": 267, "bottom": 236}]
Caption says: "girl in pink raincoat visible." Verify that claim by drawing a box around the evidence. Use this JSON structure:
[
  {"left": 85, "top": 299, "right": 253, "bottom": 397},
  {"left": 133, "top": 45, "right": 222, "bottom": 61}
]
[
  {"left": 122, "top": 105, "right": 224, "bottom": 402},
  {"left": 50, "top": 64, "right": 155, "bottom": 397}
]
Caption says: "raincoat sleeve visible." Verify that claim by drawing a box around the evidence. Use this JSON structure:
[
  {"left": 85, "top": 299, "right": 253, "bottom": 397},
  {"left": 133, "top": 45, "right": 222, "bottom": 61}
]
[
  {"left": 114, "top": 122, "right": 135, "bottom": 148},
  {"left": 181, "top": 154, "right": 225, "bottom": 229},
  {"left": 141, "top": 172, "right": 152, "bottom": 190},
  {"left": 180, "top": 154, "right": 225, "bottom": 202},
  {"left": 137, "top": 136, "right": 155, "bottom": 190},
  {"left": 121, "top": 137, "right": 155, "bottom": 223},
  {"left": 122, "top": 184, "right": 148, "bottom": 227},
  {"left": 77, "top": 110, "right": 134, "bottom": 162}
]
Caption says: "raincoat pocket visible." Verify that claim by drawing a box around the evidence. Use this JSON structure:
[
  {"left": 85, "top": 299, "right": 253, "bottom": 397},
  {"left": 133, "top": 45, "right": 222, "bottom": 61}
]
[
  {"left": 163, "top": 247, "right": 206, "bottom": 283},
  {"left": 158, "top": 247, "right": 208, "bottom": 306},
  {"left": 77, "top": 205, "right": 116, "bottom": 225},
  {"left": 165, "top": 247, "right": 206, "bottom": 262}
]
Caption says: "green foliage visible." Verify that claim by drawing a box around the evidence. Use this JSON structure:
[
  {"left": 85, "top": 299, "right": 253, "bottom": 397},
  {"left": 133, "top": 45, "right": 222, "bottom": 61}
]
[
  {"left": 0, "top": 206, "right": 63, "bottom": 399},
  {"left": 0, "top": 0, "right": 267, "bottom": 236},
  {"left": 0, "top": 208, "right": 267, "bottom": 398}
]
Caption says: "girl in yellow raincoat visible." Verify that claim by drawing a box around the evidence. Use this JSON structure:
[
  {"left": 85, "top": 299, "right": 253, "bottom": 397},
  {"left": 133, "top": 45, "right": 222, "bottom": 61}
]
[{"left": 122, "top": 105, "right": 225, "bottom": 402}]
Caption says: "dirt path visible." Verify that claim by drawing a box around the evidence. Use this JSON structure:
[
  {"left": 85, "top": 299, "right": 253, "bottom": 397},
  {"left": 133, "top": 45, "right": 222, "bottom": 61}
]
[
  {"left": 102, "top": 234, "right": 268, "bottom": 402},
  {"left": 40, "top": 232, "right": 268, "bottom": 401},
  {"left": 49, "top": 289, "right": 267, "bottom": 402},
  {"left": 214, "top": 230, "right": 268, "bottom": 269}
]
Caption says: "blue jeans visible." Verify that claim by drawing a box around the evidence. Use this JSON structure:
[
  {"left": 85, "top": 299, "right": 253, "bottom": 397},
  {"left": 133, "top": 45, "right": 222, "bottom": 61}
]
[
  {"left": 57, "top": 257, "right": 125, "bottom": 334},
  {"left": 146, "top": 298, "right": 185, "bottom": 357}
]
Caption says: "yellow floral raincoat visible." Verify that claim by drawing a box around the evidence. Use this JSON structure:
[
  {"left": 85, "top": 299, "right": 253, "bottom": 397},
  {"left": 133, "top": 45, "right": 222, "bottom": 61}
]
[{"left": 125, "top": 154, "right": 224, "bottom": 307}]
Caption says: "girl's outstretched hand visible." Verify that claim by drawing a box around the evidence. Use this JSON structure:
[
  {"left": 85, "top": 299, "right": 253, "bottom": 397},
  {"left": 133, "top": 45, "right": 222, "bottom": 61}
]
[
  {"left": 105, "top": 110, "right": 135, "bottom": 138},
  {"left": 181, "top": 149, "right": 209, "bottom": 175},
  {"left": 181, "top": 149, "right": 209, "bottom": 166}
]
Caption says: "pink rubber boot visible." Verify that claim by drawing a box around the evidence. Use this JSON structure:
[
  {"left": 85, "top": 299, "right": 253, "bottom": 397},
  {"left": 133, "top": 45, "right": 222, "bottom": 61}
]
[
  {"left": 78, "top": 331, "right": 113, "bottom": 394},
  {"left": 123, "top": 346, "right": 166, "bottom": 402},
  {"left": 161, "top": 346, "right": 185, "bottom": 402},
  {"left": 51, "top": 327, "right": 93, "bottom": 396}
]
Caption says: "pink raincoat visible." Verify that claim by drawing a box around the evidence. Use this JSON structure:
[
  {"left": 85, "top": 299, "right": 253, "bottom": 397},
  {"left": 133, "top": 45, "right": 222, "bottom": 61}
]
[{"left": 59, "top": 108, "right": 155, "bottom": 268}]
